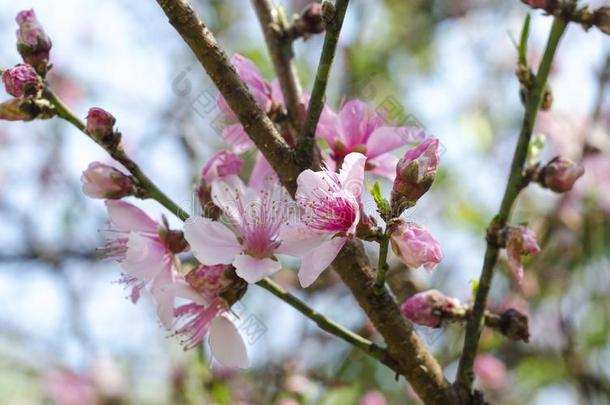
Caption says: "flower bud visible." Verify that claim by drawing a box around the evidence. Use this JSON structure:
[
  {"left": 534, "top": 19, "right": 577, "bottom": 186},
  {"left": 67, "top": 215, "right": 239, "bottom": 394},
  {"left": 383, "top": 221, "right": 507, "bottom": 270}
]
[
  {"left": 86, "top": 107, "right": 120, "bottom": 147},
  {"left": 506, "top": 225, "right": 540, "bottom": 284},
  {"left": 200, "top": 151, "right": 243, "bottom": 184},
  {"left": 301, "top": 3, "right": 325, "bottom": 35},
  {"left": 80, "top": 162, "right": 134, "bottom": 199},
  {"left": 400, "top": 290, "right": 461, "bottom": 328},
  {"left": 474, "top": 355, "right": 507, "bottom": 390},
  {"left": 520, "top": 0, "right": 556, "bottom": 9},
  {"left": 389, "top": 220, "right": 443, "bottom": 271},
  {"left": 499, "top": 308, "right": 530, "bottom": 342},
  {"left": 541, "top": 156, "right": 584, "bottom": 193},
  {"left": 2, "top": 64, "right": 41, "bottom": 98},
  {"left": 595, "top": 7, "right": 610, "bottom": 35},
  {"left": 15, "top": 9, "right": 52, "bottom": 75},
  {"left": 391, "top": 138, "right": 440, "bottom": 212},
  {"left": 186, "top": 264, "right": 232, "bottom": 296}
]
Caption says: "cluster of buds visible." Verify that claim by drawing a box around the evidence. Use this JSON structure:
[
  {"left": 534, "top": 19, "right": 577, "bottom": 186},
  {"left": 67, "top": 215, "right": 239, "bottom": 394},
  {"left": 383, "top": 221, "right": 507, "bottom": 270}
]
[
  {"left": 81, "top": 162, "right": 136, "bottom": 200},
  {"left": 390, "top": 138, "right": 440, "bottom": 214},
  {"left": 15, "top": 9, "right": 52, "bottom": 76},
  {"left": 2, "top": 64, "right": 42, "bottom": 98},
  {"left": 535, "top": 156, "right": 585, "bottom": 193},
  {"left": 86, "top": 108, "right": 122, "bottom": 149}
]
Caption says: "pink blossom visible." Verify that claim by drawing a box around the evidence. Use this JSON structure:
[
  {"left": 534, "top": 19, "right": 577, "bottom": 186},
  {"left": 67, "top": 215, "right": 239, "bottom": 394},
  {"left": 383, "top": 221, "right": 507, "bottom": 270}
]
[
  {"left": 15, "top": 9, "right": 52, "bottom": 72},
  {"left": 102, "top": 200, "right": 177, "bottom": 328},
  {"left": 185, "top": 175, "right": 295, "bottom": 283},
  {"left": 400, "top": 290, "right": 460, "bottom": 328},
  {"left": 506, "top": 225, "right": 541, "bottom": 285},
  {"left": 81, "top": 162, "right": 134, "bottom": 199},
  {"left": 542, "top": 156, "right": 584, "bottom": 193},
  {"left": 2, "top": 64, "right": 41, "bottom": 97},
  {"left": 360, "top": 390, "right": 388, "bottom": 405},
  {"left": 316, "top": 100, "right": 426, "bottom": 179},
  {"left": 285, "top": 152, "right": 366, "bottom": 287},
  {"left": 86, "top": 107, "right": 116, "bottom": 141},
  {"left": 159, "top": 265, "right": 249, "bottom": 368},
  {"left": 200, "top": 151, "right": 244, "bottom": 184},
  {"left": 474, "top": 355, "right": 507, "bottom": 390},
  {"left": 389, "top": 221, "right": 443, "bottom": 271},
  {"left": 44, "top": 370, "right": 97, "bottom": 405},
  {"left": 391, "top": 138, "right": 440, "bottom": 210}
]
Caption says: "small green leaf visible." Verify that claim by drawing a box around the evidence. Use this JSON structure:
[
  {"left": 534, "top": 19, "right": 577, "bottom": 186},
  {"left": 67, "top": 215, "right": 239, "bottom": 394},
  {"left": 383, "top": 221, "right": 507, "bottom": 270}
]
[
  {"left": 519, "top": 14, "right": 531, "bottom": 66},
  {"left": 471, "top": 280, "right": 479, "bottom": 301},
  {"left": 368, "top": 181, "right": 391, "bottom": 219},
  {"left": 528, "top": 133, "right": 546, "bottom": 164}
]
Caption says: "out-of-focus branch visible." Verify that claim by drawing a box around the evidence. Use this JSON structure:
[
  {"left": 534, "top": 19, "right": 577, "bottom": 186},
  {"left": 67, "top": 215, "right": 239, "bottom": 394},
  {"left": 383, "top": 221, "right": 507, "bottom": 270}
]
[
  {"left": 456, "top": 16, "right": 568, "bottom": 391},
  {"left": 154, "top": 1, "right": 457, "bottom": 402},
  {"left": 297, "top": 0, "right": 350, "bottom": 170},
  {"left": 251, "top": 0, "right": 304, "bottom": 133}
]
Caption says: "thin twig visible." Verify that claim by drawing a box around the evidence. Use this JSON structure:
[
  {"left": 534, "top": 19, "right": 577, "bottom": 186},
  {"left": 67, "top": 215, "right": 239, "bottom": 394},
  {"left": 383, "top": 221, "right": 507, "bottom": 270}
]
[
  {"left": 257, "top": 278, "right": 399, "bottom": 371},
  {"left": 456, "top": 16, "right": 568, "bottom": 391},
  {"left": 297, "top": 0, "right": 350, "bottom": 169},
  {"left": 374, "top": 232, "right": 390, "bottom": 294},
  {"left": 251, "top": 0, "right": 304, "bottom": 133}
]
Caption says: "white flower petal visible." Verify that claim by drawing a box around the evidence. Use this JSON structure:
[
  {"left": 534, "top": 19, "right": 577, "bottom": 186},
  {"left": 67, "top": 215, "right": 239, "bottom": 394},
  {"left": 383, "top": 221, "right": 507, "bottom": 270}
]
[
  {"left": 209, "top": 315, "right": 249, "bottom": 369},
  {"left": 232, "top": 254, "right": 282, "bottom": 284},
  {"left": 298, "top": 237, "right": 347, "bottom": 287},
  {"left": 183, "top": 217, "right": 242, "bottom": 265},
  {"left": 338, "top": 152, "right": 366, "bottom": 199}
]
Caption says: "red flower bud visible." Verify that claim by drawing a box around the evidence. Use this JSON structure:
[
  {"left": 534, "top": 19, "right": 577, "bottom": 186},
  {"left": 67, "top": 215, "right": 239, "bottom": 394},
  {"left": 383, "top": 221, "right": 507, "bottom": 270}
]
[
  {"left": 2, "top": 64, "right": 41, "bottom": 98},
  {"left": 80, "top": 162, "right": 134, "bottom": 199},
  {"left": 86, "top": 107, "right": 120, "bottom": 147},
  {"left": 15, "top": 9, "right": 52, "bottom": 75},
  {"left": 400, "top": 290, "right": 460, "bottom": 328},
  {"left": 301, "top": 3, "right": 325, "bottom": 35},
  {"left": 542, "top": 156, "right": 584, "bottom": 193}
]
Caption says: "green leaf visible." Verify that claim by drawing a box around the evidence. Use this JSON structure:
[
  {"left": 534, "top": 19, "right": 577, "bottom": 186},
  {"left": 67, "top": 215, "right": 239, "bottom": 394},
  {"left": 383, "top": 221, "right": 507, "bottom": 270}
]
[
  {"left": 519, "top": 14, "right": 531, "bottom": 66},
  {"left": 471, "top": 279, "right": 479, "bottom": 301},
  {"left": 368, "top": 180, "right": 391, "bottom": 219},
  {"left": 528, "top": 133, "right": 546, "bottom": 164}
]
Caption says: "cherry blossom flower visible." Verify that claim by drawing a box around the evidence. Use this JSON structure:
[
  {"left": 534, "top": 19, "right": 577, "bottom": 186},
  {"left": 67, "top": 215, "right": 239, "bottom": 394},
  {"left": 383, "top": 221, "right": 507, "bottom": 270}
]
[
  {"left": 389, "top": 221, "right": 443, "bottom": 271},
  {"left": 200, "top": 150, "right": 244, "bottom": 184},
  {"left": 506, "top": 225, "right": 541, "bottom": 285},
  {"left": 102, "top": 200, "right": 176, "bottom": 327},
  {"left": 400, "top": 290, "right": 461, "bottom": 328},
  {"left": 316, "top": 100, "right": 426, "bottom": 178},
  {"left": 185, "top": 175, "right": 295, "bottom": 283},
  {"left": 159, "top": 265, "right": 249, "bottom": 368},
  {"left": 284, "top": 152, "right": 366, "bottom": 287},
  {"left": 360, "top": 390, "right": 388, "bottom": 405},
  {"left": 44, "top": 370, "right": 97, "bottom": 405},
  {"left": 81, "top": 162, "right": 134, "bottom": 199},
  {"left": 474, "top": 355, "right": 507, "bottom": 390}
]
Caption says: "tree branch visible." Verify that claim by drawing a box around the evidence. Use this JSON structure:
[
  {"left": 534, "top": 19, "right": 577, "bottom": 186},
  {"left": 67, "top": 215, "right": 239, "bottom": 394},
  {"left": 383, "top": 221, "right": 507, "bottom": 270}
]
[
  {"left": 297, "top": 0, "right": 350, "bottom": 169},
  {"left": 155, "top": 0, "right": 300, "bottom": 195},
  {"left": 456, "top": 16, "right": 568, "bottom": 391},
  {"left": 251, "top": 0, "right": 304, "bottom": 132},
  {"left": 154, "top": 1, "right": 457, "bottom": 402}
]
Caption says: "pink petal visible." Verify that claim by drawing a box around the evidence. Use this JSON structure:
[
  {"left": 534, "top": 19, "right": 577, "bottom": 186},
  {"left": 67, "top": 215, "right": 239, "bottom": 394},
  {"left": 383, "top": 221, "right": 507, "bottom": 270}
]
[
  {"left": 298, "top": 237, "right": 347, "bottom": 287},
  {"left": 210, "top": 175, "right": 259, "bottom": 226},
  {"left": 121, "top": 233, "right": 168, "bottom": 280},
  {"left": 338, "top": 100, "right": 372, "bottom": 147},
  {"left": 248, "top": 152, "right": 277, "bottom": 192},
  {"left": 150, "top": 265, "right": 176, "bottom": 329},
  {"left": 183, "top": 217, "right": 242, "bottom": 265},
  {"left": 276, "top": 224, "right": 328, "bottom": 256},
  {"left": 296, "top": 169, "right": 340, "bottom": 201},
  {"left": 156, "top": 281, "right": 209, "bottom": 306},
  {"left": 209, "top": 314, "right": 249, "bottom": 368},
  {"left": 314, "top": 104, "right": 340, "bottom": 144},
  {"left": 338, "top": 152, "right": 366, "bottom": 199},
  {"left": 368, "top": 154, "right": 399, "bottom": 180},
  {"left": 222, "top": 124, "right": 255, "bottom": 153},
  {"left": 366, "top": 126, "right": 425, "bottom": 159},
  {"left": 232, "top": 254, "right": 282, "bottom": 283},
  {"left": 105, "top": 200, "right": 158, "bottom": 234}
]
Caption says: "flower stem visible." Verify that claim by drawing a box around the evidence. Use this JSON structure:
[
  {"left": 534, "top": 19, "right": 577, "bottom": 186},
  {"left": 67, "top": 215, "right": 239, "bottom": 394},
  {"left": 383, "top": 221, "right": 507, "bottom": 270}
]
[
  {"left": 374, "top": 232, "right": 390, "bottom": 295},
  {"left": 456, "top": 16, "right": 568, "bottom": 391},
  {"left": 257, "top": 277, "right": 399, "bottom": 371}
]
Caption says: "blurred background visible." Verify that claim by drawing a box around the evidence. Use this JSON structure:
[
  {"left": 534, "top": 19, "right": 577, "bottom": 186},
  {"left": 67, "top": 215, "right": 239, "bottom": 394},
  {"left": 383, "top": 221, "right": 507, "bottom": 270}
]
[{"left": 0, "top": 0, "right": 609, "bottom": 404}]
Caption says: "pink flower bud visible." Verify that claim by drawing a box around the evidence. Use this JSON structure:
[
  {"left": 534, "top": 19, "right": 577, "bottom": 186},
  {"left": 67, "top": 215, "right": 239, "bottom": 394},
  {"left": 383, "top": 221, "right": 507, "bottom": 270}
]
[
  {"left": 200, "top": 151, "right": 244, "bottom": 184},
  {"left": 81, "top": 162, "right": 134, "bottom": 199},
  {"left": 2, "top": 64, "right": 41, "bottom": 98},
  {"left": 391, "top": 138, "right": 440, "bottom": 211},
  {"left": 474, "top": 355, "right": 507, "bottom": 390},
  {"left": 86, "top": 107, "right": 119, "bottom": 145},
  {"left": 595, "top": 7, "right": 610, "bottom": 35},
  {"left": 301, "top": 3, "right": 324, "bottom": 35},
  {"left": 506, "top": 226, "right": 540, "bottom": 284},
  {"left": 542, "top": 156, "right": 584, "bottom": 193},
  {"left": 520, "top": 0, "right": 556, "bottom": 9},
  {"left": 400, "top": 290, "right": 461, "bottom": 328},
  {"left": 359, "top": 390, "right": 388, "bottom": 405},
  {"left": 389, "top": 221, "right": 443, "bottom": 271},
  {"left": 15, "top": 10, "right": 52, "bottom": 75}
]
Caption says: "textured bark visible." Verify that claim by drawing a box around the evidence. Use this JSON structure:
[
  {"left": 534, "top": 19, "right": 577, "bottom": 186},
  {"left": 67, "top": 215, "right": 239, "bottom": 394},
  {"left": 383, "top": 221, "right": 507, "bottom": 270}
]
[{"left": 154, "top": 0, "right": 457, "bottom": 402}]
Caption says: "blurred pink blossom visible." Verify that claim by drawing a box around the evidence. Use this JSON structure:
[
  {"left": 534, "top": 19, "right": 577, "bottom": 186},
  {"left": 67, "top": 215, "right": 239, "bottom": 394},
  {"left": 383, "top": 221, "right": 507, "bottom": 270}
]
[{"left": 474, "top": 354, "right": 507, "bottom": 390}]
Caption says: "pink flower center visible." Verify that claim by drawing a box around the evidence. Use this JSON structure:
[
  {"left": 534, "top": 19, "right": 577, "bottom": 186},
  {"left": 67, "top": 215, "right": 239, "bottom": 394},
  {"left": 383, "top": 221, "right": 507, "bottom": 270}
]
[{"left": 173, "top": 301, "right": 223, "bottom": 350}]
